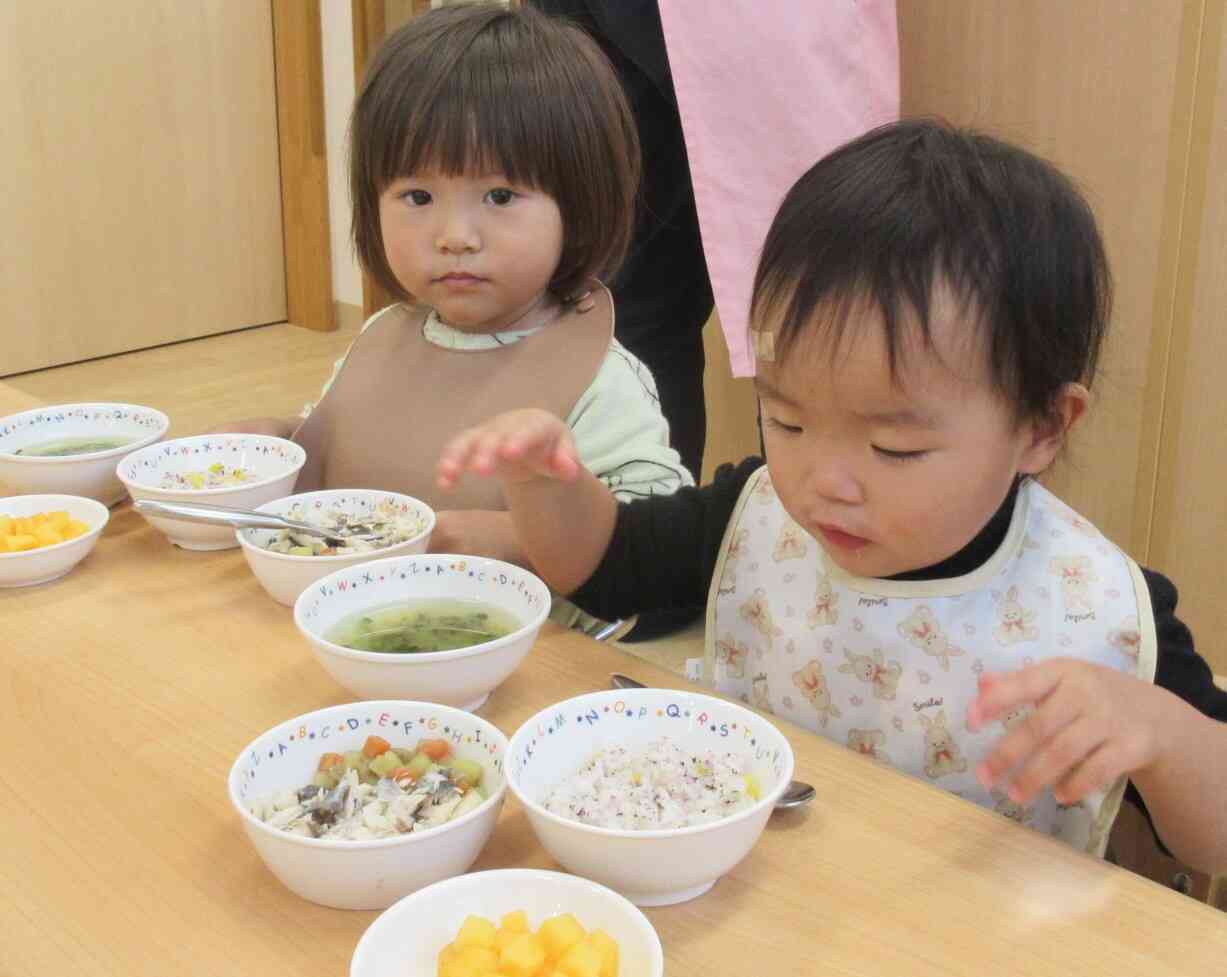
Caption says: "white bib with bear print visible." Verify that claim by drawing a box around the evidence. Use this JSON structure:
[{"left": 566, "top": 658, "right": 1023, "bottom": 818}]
[{"left": 706, "top": 466, "right": 1157, "bottom": 855}]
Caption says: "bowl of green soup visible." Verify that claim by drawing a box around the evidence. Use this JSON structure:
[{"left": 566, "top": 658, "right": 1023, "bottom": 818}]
[
  {"left": 293, "top": 553, "right": 551, "bottom": 710},
  {"left": 0, "top": 403, "right": 169, "bottom": 504}
]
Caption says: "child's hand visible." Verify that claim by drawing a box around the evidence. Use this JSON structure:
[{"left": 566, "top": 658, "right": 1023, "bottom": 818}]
[
  {"left": 437, "top": 409, "right": 580, "bottom": 490},
  {"left": 967, "top": 659, "right": 1179, "bottom": 806}
]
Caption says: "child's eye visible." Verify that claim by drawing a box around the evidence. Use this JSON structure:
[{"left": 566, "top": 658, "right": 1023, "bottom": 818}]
[
  {"left": 485, "top": 188, "right": 516, "bottom": 205},
  {"left": 765, "top": 417, "right": 802, "bottom": 435},
  {"left": 401, "top": 189, "right": 431, "bottom": 206},
  {"left": 873, "top": 446, "right": 928, "bottom": 462}
]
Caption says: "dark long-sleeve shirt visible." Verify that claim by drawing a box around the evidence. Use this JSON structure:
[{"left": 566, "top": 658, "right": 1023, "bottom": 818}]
[{"left": 571, "top": 457, "right": 1227, "bottom": 845}]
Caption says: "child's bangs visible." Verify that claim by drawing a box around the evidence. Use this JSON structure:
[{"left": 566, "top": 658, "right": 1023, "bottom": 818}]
[{"left": 372, "top": 61, "right": 552, "bottom": 195}]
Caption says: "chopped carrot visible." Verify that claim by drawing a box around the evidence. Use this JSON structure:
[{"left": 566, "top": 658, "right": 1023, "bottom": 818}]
[
  {"left": 362, "top": 735, "right": 392, "bottom": 758},
  {"left": 317, "top": 752, "right": 345, "bottom": 771},
  {"left": 390, "top": 766, "right": 416, "bottom": 784},
  {"left": 418, "top": 738, "right": 450, "bottom": 761}
]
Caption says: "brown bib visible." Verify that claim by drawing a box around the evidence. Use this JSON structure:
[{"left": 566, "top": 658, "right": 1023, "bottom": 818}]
[{"left": 291, "top": 286, "right": 614, "bottom": 510}]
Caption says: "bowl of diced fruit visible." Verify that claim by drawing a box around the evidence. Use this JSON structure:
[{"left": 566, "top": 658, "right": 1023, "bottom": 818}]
[
  {"left": 118, "top": 433, "right": 306, "bottom": 550},
  {"left": 228, "top": 699, "right": 509, "bottom": 910},
  {"left": 0, "top": 402, "right": 169, "bottom": 505},
  {"left": 237, "top": 489, "right": 435, "bottom": 606},
  {"left": 0, "top": 494, "right": 109, "bottom": 587},
  {"left": 350, "top": 868, "right": 663, "bottom": 977}
]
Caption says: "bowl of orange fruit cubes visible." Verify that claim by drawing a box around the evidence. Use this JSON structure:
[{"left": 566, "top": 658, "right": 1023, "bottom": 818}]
[
  {"left": 350, "top": 868, "right": 663, "bottom": 977},
  {"left": 0, "top": 494, "right": 109, "bottom": 587}
]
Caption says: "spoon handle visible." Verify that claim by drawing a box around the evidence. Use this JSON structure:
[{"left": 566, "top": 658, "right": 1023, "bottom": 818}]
[{"left": 133, "top": 499, "right": 297, "bottom": 534}]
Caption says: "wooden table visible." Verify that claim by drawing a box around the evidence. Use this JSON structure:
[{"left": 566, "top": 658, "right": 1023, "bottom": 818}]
[{"left": 3, "top": 381, "right": 1226, "bottom": 976}]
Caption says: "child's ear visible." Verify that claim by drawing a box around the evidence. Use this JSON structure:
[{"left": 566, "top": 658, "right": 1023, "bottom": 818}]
[{"left": 1018, "top": 382, "right": 1089, "bottom": 475}]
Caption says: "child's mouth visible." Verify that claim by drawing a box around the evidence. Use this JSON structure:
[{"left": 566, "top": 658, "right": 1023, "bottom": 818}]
[{"left": 817, "top": 524, "right": 870, "bottom": 551}]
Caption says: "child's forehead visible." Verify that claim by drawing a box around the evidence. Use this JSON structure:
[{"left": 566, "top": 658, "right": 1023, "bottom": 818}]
[{"left": 754, "top": 293, "right": 994, "bottom": 404}]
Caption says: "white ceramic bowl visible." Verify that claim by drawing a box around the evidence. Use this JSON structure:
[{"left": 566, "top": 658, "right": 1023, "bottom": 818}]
[
  {"left": 118, "top": 434, "right": 306, "bottom": 550},
  {"left": 228, "top": 700, "right": 509, "bottom": 910},
  {"left": 237, "top": 489, "right": 436, "bottom": 606},
  {"left": 350, "top": 869, "right": 664, "bottom": 977},
  {"left": 507, "top": 689, "right": 795, "bottom": 906},
  {"left": 294, "top": 554, "right": 550, "bottom": 711},
  {"left": 0, "top": 494, "right": 110, "bottom": 588},
  {"left": 0, "top": 403, "right": 169, "bottom": 505}
]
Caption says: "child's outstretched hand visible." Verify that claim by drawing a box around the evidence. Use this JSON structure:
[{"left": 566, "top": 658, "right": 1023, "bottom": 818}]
[
  {"left": 967, "top": 659, "right": 1181, "bottom": 805},
  {"left": 436, "top": 408, "right": 581, "bottom": 490}
]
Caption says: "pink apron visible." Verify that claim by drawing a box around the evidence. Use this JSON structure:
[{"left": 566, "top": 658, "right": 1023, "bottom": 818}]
[{"left": 659, "top": 1, "right": 900, "bottom": 375}]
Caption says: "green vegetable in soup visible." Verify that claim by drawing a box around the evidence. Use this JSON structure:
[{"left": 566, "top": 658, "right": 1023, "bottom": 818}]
[
  {"left": 15, "top": 435, "right": 134, "bottom": 457},
  {"left": 368, "top": 750, "right": 402, "bottom": 779},
  {"left": 326, "top": 598, "right": 520, "bottom": 654}
]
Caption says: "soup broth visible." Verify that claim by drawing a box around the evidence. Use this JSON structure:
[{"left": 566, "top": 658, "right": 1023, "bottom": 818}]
[
  {"left": 326, "top": 598, "right": 520, "bottom": 653},
  {"left": 15, "top": 435, "right": 134, "bottom": 457}
]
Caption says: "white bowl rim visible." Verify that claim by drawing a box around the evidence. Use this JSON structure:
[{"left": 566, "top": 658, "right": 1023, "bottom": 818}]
[
  {"left": 227, "top": 699, "right": 510, "bottom": 852},
  {"left": 235, "top": 489, "right": 437, "bottom": 564},
  {"left": 0, "top": 402, "right": 169, "bottom": 463},
  {"left": 350, "top": 867, "right": 664, "bottom": 970},
  {"left": 117, "top": 433, "right": 307, "bottom": 496},
  {"left": 292, "top": 553, "right": 551, "bottom": 665},
  {"left": 506, "top": 688, "right": 796, "bottom": 841},
  {"left": 0, "top": 494, "right": 110, "bottom": 560}
]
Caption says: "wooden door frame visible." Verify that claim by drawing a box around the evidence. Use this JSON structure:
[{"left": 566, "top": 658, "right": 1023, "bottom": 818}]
[{"left": 272, "top": 0, "right": 335, "bottom": 331}]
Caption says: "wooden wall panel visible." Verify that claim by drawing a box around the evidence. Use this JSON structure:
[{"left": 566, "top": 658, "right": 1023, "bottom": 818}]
[
  {"left": 272, "top": 0, "right": 335, "bottom": 332},
  {"left": 1148, "top": 1, "right": 1227, "bottom": 674},
  {"left": 897, "top": 1, "right": 1203, "bottom": 556},
  {"left": 0, "top": 1, "right": 287, "bottom": 375}
]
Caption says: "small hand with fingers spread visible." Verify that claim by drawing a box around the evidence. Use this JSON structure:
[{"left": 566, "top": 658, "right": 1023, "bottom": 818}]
[
  {"left": 436, "top": 409, "right": 581, "bottom": 490},
  {"left": 967, "top": 659, "right": 1179, "bottom": 806}
]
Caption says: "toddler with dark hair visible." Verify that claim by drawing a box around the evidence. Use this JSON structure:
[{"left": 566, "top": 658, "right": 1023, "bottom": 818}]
[{"left": 437, "top": 119, "right": 1227, "bottom": 873}]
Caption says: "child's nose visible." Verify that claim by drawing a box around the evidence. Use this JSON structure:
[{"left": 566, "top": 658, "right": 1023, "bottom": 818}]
[
  {"left": 434, "top": 209, "right": 480, "bottom": 254},
  {"left": 808, "top": 455, "right": 864, "bottom": 506}
]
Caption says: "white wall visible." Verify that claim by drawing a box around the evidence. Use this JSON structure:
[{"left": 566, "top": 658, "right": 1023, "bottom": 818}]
[{"left": 320, "top": 0, "right": 363, "bottom": 308}]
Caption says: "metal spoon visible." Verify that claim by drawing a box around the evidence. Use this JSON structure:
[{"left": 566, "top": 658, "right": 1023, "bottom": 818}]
[
  {"left": 609, "top": 673, "right": 816, "bottom": 810},
  {"left": 133, "top": 498, "right": 380, "bottom": 545}
]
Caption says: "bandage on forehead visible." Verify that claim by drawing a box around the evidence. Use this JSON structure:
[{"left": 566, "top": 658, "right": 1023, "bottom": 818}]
[{"left": 751, "top": 328, "right": 776, "bottom": 362}]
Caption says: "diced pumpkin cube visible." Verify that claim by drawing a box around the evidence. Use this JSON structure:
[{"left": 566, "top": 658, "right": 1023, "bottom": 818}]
[
  {"left": 45, "top": 510, "right": 70, "bottom": 529},
  {"left": 454, "top": 915, "right": 498, "bottom": 949},
  {"left": 537, "top": 914, "right": 586, "bottom": 961},
  {"left": 499, "top": 933, "right": 546, "bottom": 977},
  {"left": 557, "top": 940, "right": 602, "bottom": 977},
  {"left": 64, "top": 519, "right": 90, "bottom": 539},
  {"left": 456, "top": 945, "right": 499, "bottom": 972},
  {"left": 0, "top": 515, "right": 13, "bottom": 535},
  {"left": 7, "top": 534, "right": 38, "bottom": 552},
  {"left": 34, "top": 526, "right": 63, "bottom": 547},
  {"left": 494, "top": 927, "right": 523, "bottom": 954},
  {"left": 586, "top": 931, "right": 619, "bottom": 977},
  {"left": 500, "top": 910, "right": 530, "bottom": 933}
]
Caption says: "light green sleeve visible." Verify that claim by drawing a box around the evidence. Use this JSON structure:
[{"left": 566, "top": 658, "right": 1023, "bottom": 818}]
[{"left": 566, "top": 339, "right": 694, "bottom": 501}]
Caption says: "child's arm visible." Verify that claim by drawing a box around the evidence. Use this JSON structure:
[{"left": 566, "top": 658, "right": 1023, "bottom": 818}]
[
  {"left": 969, "top": 662, "right": 1227, "bottom": 873},
  {"left": 207, "top": 416, "right": 299, "bottom": 437},
  {"left": 428, "top": 510, "right": 529, "bottom": 568},
  {"left": 436, "top": 408, "right": 618, "bottom": 594}
]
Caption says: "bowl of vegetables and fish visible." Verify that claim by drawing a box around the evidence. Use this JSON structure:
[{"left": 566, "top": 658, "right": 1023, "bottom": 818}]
[
  {"left": 0, "top": 403, "right": 169, "bottom": 505},
  {"left": 293, "top": 554, "right": 551, "bottom": 711},
  {"left": 506, "top": 689, "right": 795, "bottom": 907},
  {"left": 228, "top": 699, "right": 509, "bottom": 910},
  {"left": 237, "top": 489, "right": 436, "bottom": 605},
  {"left": 117, "top": 433, "right": 306, "bottom": 550}
]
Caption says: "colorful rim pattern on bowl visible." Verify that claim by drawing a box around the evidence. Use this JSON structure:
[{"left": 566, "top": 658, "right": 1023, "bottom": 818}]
[
  {"left": 0, "top": 404, "right": 167, "bottom": 455},
  {"left": 297, "top": 555, "right": 548, "bottom": 627},
  {"left": 232, "top": 702, "right": 505, "bottom": 805},
  {"left": 119, "top": 436, "right": 305, "bottom": 486},
  {"left": 512, "top": 693, "right": 790, "bottom": 786}
]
